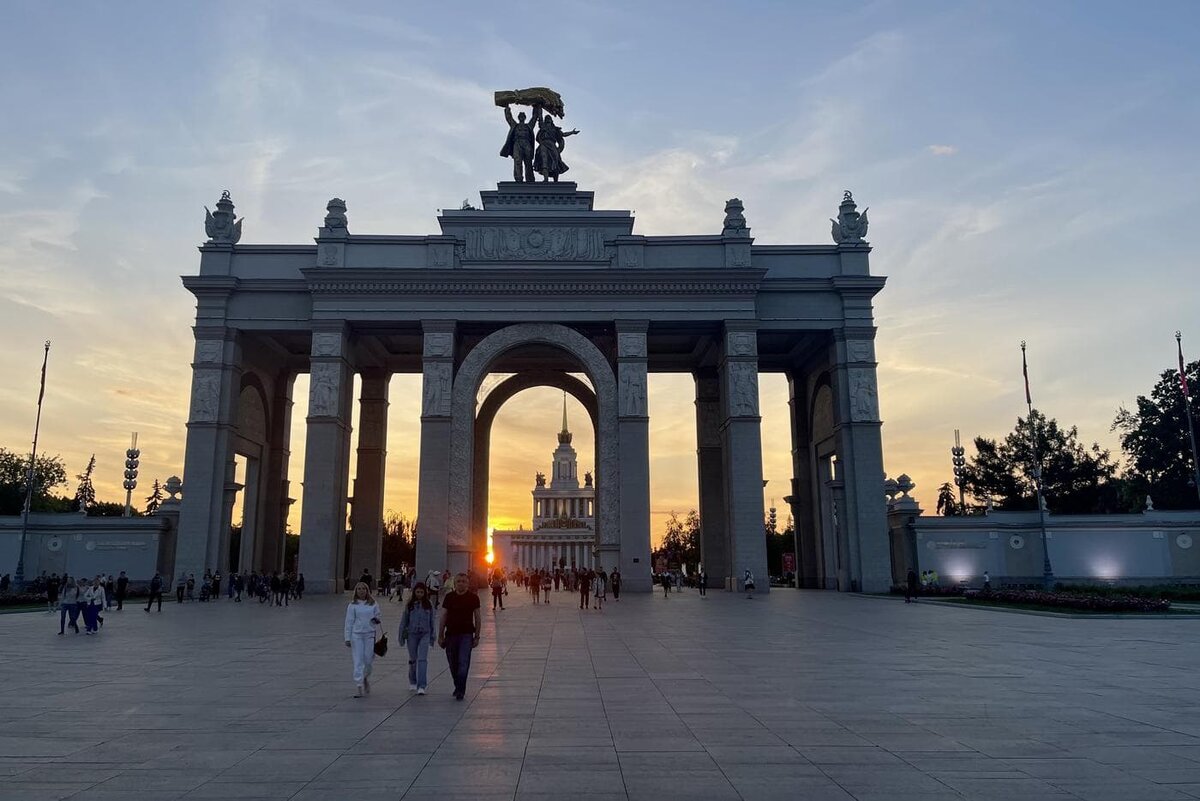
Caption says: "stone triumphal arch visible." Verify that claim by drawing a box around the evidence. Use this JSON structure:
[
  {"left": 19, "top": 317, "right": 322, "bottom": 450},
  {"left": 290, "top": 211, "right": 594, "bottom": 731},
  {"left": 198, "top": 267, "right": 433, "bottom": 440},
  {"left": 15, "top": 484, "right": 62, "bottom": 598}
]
[{"left": 176, "top": 183, "right": 889, "bottom": 593}]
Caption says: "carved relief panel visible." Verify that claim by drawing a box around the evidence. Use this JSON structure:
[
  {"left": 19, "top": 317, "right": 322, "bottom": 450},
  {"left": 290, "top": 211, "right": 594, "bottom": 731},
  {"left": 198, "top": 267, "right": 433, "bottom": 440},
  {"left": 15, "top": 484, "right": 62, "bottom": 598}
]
[
  {"left": 847, "top": 368, "right": 880, "bottom": 422},
  {"left": 190, "top": 371, "right": 222, "bottom": 423},
  {"left": 725, "top": 361, "right": 760, "bottom": 418},
  {"left": 462, "top": 226, "right": 606, "bottom": 261},
  {"left": 422, "top": 361, "right": 452, "bottom": 417},
  {"left": 308, "top": 362, "right": 343, "bottom": 417},
  {"left": 618, "top": 364, "right": 648, "bottom": 417}
]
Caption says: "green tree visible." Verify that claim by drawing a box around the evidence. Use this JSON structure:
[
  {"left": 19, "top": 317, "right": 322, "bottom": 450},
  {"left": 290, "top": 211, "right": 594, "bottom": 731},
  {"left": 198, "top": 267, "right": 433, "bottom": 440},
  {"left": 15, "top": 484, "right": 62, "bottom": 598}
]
[
  {"left": 74, "top": 455, "right": 96, "bottom": 512},
  {"left": 936, "top": 482, "right": 959, "bottom": 516},
  {"left": 89, "top": 501, "right": 139, "bottom": 517},
  {"left": 1113, "top": 359, "right": 1200, "bottom": 509},
  {"left": 657, "top": 509, "right": 700, "bottom": 568},
  {"left": 0, "top": 447, "right": 68, "bottom": 515},
  {"left": 381, "top": 511, "right": 415, "bottom": 571},
  {"left": 144, "top": 479, "right": 164, "bottom": 515},
  {"left": 960, "top": 410, "right": 1123, "bottom": 514}
]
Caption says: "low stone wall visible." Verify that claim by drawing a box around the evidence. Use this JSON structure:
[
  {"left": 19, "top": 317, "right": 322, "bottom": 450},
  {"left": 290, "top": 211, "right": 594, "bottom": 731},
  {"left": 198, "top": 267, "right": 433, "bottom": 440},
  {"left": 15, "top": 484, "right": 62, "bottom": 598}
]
[
  {"left": 0, "top": 507, "right": 178, "bottom": 584},
  {"left": 888, "top": 505, "right": 1200, "bottom": 588}
]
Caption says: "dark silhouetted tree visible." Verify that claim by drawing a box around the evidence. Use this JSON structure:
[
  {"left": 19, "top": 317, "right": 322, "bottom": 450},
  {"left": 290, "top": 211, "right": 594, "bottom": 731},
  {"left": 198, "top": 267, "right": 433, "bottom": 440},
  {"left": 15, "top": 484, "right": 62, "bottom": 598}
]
[{"left": 1113, "top": 359, "right": 1200, "bottom": 509}]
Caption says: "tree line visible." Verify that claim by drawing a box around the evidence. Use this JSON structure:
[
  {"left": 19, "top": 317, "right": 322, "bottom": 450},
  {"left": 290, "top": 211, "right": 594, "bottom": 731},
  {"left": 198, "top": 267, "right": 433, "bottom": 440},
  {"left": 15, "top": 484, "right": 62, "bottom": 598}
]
[{"left": 935, "top": 359, "right": 1200, "bottom": 515}]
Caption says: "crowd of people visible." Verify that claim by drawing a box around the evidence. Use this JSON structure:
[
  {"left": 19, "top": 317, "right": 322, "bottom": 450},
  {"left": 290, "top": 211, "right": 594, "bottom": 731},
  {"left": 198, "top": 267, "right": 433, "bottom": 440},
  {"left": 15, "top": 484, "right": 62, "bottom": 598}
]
[
  {"left": 166, "top": 569, "right": 307, "bottom": 605},
  {"left": 26, "top": 570, "right": 137, "bottom": 635}
]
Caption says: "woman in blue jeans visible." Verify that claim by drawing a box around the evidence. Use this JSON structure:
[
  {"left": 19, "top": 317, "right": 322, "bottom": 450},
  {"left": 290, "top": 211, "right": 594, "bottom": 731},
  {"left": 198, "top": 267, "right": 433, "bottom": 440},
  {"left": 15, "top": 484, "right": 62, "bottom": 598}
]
[{"left": 399, "top": 582, "right": 436, "bottom": 695}]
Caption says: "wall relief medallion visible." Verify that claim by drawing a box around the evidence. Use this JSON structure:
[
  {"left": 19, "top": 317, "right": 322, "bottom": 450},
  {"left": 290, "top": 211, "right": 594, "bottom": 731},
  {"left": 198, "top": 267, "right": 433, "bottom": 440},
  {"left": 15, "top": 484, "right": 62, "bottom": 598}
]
[
  {"left": 423, "top": 332, "right": 454, "bottom": 358},
  {"left": 728, "top": 331, "right": 756, "bottom": 357},
  {"left": 311, "top": 332, "right": 342, "bottom": 358},
  {"left": 617, "top": 332, "right": 646, "bottom": 359},
  {"left": 463, "top": 226, "right": 606, "bottom": 261},
  {"left": 847, "top": 340, "right": 874, "bottom": 364},
  {"left": 195, "top": 341, "right": 223, "bottom": 365}
]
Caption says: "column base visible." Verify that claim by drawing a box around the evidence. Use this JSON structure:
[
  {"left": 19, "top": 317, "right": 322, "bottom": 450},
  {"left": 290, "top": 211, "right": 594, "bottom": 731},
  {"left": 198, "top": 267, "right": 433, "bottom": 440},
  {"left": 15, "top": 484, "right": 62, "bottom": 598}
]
[{"left": 302, "top": 578, "right": 341, "bottom": 594}]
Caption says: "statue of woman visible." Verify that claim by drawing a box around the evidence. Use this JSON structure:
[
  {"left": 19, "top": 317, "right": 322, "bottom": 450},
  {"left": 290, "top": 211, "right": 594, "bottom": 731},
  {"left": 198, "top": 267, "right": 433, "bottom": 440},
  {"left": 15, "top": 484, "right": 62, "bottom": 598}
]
[{"left": 534, "top": 116, "right": 580, "bottom": 182}]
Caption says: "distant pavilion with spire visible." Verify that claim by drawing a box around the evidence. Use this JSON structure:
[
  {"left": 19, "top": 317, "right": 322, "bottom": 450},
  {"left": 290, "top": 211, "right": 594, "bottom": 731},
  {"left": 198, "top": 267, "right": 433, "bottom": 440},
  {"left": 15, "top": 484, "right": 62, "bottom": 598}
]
[{"left": 490, "top": 396, "right": 598, "bottom": 573}]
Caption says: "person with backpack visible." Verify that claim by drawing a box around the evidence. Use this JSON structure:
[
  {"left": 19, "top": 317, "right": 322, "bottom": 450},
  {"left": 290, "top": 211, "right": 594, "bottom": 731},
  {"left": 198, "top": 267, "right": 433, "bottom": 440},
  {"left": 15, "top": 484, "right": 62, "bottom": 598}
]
[
  {"left": 743, "top": 569, "right": 756, "bottom": 599},
  {"left": 540, "top": 571, "right": 552, "bottom": 603},
  {"left": 144, "top": 572, "right": 164, "bottom": 612},
  {"left": 399, "top": 582, "right": 436, "bottom": 695}
]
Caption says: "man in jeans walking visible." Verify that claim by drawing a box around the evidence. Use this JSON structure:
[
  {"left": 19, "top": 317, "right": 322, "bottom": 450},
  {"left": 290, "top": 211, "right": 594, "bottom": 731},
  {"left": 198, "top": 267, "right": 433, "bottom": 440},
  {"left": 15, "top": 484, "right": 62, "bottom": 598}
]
[{"left": 438, "top": 573, "right": 481, "bottom": 701}]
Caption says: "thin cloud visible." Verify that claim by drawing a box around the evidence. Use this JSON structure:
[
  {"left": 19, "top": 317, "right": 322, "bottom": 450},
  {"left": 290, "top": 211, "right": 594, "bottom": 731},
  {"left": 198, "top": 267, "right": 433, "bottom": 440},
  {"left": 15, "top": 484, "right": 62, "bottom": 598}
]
[{"left": 927, "top": 144, "right": 958, "bottom": 156}]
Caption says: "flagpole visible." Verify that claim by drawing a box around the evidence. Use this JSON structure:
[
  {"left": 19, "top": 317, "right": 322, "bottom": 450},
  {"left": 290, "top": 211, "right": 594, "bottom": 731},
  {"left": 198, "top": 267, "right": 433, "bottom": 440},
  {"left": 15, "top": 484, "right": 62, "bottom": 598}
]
[
  {"left": 15, "top": 341, "right": 51, "bottom": 588},
  {"left": 1176, "top": 332, "right": 1200, "bottom": 504},
  {"left": 1021, "top": 341, "right": 1054, "bottom": 590}
]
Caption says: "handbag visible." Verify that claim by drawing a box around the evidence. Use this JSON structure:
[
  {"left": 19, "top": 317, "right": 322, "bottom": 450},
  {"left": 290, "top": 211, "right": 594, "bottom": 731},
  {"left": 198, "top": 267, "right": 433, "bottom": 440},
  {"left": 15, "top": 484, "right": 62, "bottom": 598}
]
[{"left": 373, "top": 628, "right": 388, "bottom": 657}]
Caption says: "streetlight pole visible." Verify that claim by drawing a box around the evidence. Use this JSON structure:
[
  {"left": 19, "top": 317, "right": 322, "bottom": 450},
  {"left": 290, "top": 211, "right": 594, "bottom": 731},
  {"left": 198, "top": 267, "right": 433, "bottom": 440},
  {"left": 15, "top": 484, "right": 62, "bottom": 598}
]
[
  {"left": 1022, "top": 341, "right": 1054, "bottom": 590},
  {"left": 15, "top": 341, "right": 51, "bottom": 588}
]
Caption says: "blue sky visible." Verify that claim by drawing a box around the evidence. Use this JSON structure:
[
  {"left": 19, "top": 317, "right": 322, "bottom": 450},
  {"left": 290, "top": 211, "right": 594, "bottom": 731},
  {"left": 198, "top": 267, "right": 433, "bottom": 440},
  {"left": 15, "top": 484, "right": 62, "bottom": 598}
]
[{"left": 1, "top": 1, "right": 1197, "bottom": 533}]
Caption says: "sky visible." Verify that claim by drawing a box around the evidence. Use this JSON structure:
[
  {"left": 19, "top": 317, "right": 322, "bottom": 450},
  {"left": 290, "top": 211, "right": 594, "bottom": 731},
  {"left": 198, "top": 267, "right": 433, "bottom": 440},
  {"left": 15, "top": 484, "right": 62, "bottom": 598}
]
[{"left": 1, "top": 1, "right": 1198, "bottom": 545}]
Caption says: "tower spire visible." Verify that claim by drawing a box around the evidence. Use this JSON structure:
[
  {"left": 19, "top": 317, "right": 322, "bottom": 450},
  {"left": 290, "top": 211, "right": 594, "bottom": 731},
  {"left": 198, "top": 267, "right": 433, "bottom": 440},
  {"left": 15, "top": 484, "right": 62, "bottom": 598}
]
[{"left": 558, "top": 392, "right": 572, "bottom": 444}]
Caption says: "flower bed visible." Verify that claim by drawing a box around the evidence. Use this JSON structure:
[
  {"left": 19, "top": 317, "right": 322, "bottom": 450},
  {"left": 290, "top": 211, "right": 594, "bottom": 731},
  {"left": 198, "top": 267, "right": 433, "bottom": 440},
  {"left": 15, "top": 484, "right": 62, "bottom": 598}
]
[{"left": 890, "top": 584, "right": 1171, "bottom": 612}]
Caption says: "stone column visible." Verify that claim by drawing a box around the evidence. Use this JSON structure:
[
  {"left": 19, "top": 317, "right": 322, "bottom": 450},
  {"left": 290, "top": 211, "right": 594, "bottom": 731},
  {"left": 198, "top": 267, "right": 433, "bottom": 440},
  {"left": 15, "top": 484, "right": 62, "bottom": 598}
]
[
  {"left": 176, "top": 329, "right": 241, "bottom": 582},
  {"left": 238, "top": 457, "right": 261, "bottom": 573},
  {"left": 833, "top": 331, "right": 890, "bottom": 592},
  {"left": 216, "top": 464, "right": 239, "bottom": 574},
  {"left": 415, "top": 322, "right": 456, "bottom": 580},
  {"left": 349, "top": 370, "right": 389, "bottom": 582},
  {"left": 694, "top": 369, "right": 729, "bottom": 588},
  {"left": 259, "top": 373, "right": 296, "bottom": 574},
  {"left": 787, "top": 372, "right": 821, "bottom": 588},
  {"left": 720, "top": 323, "right": 769, "bottom": 592},
  {"left": 297, "top": 324, "right": 354, "bottom": 594},
  {"left": 616, "top": 321, "right": 652, "bottom": 591}
]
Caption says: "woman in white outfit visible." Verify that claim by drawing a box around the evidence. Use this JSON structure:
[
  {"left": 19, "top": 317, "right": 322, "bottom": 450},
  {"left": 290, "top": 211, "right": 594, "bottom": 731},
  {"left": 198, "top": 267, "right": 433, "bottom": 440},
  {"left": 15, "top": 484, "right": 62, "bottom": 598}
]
[
  {"left": 344, "top": 582, "right": 381, "bottom": 698},
  {"left": 83, "top": 576, "right": 106, "bottom": 634}
]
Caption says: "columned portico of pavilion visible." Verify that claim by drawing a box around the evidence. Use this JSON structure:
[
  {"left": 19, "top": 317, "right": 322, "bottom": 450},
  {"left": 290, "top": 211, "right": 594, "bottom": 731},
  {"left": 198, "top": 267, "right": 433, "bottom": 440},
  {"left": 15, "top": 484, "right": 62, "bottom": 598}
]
[{"left": 175, "top": 183, "right": 890, "bottom": 594}]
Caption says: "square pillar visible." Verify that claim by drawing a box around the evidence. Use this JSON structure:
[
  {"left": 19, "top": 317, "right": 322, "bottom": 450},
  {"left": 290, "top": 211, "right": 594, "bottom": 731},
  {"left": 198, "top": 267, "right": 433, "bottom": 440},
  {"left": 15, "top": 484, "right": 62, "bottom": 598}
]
[
  {"left": 616, "top": 320, "right": 652, "bottom": 592},
  {"left": 259, "top": 372, "right": 296, "bottom": 574},
  {"left": 237, "top": 457, "right": 261, "bottom": 573},
  {"left": 834, "top": 330, "right": 890, "bottom": 592},
  {"left": 415, "top": 321, "right": 456, "bottom": 580},
  {"left": 694, "top": 369, "right": 729, "bottom": 588},
  {"left": 350, "top": 370, "right": 389, "bottom": 582},
  {"left": 787, "top": 371, "right": 821, "bottom": 588},
  {"left": 720, "top": 323, "right": 769, "bottom": 592},
  {"left": 298, "top": 324, "right": 354, "bottom": 594},
  {"left": 176, "top": 329, "right": 241, "bottom": 583}
]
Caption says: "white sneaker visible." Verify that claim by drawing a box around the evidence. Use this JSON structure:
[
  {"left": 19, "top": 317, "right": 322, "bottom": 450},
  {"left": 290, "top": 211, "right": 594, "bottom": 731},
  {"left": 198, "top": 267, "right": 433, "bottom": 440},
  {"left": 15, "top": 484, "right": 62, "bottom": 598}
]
[
  {"left": 409, "top": 684, "right": 418, "bottom": 691},
  {"left": 417, "top": 688, "right": 426, "bottom": 695}
]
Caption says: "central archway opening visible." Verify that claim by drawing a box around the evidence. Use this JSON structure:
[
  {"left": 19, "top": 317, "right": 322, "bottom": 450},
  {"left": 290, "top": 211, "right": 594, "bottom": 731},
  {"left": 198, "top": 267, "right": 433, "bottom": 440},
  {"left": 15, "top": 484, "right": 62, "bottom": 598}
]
[{"left": 486, "top": 384, "right": 596, "bottom": 582}]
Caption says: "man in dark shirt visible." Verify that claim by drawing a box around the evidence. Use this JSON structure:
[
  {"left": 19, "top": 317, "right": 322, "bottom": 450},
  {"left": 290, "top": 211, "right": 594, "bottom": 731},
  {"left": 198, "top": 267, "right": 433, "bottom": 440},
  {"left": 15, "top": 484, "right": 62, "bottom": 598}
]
[
  {"left": 116, "top": 571, "right": 130, "bottom": 610},
  {"left": 438, "top": 573, "right": 481, "bottom": 701}
]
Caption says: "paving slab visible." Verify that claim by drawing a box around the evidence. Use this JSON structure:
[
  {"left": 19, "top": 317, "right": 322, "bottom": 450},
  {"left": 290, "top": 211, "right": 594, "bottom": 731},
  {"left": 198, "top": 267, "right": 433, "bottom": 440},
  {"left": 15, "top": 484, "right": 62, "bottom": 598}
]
[{"left": 3, "top": 588, "right": 1200, "bottom": 799}]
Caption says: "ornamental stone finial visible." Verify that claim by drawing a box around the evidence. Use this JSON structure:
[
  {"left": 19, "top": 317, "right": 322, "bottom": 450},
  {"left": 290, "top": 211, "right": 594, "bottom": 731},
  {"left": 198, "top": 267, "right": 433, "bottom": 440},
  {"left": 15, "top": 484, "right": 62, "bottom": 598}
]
[
  {"left": 204, "top": 190, "right": 243, "bottom": 244},
  {"left": 324, "top": 198, "right": 348, "bottom": 232},
  {"left": 164, "top": 476, "right": 182, "bottom": 501},
  {"left": 722, "top": 198, "right": 750, "bottom": 237},
  {"left": 896, "top": 473, "right": 915, "bottom": 498},
  {"left": 830, "top": 189, "right": 869, "bottom": 245}
]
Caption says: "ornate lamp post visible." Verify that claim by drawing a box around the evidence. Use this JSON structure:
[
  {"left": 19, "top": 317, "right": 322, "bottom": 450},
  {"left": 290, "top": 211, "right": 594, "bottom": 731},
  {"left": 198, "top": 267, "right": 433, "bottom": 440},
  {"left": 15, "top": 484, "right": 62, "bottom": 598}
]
[{"left": 122, "top": 433, "right": 140, "bottom": 517}]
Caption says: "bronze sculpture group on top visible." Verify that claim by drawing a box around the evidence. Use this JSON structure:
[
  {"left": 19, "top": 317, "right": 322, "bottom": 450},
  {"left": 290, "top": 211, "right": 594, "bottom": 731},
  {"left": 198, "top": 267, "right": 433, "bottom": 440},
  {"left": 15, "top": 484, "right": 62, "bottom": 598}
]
[{"left": 497, "top": 87, "right": 579, "bottom": 183}]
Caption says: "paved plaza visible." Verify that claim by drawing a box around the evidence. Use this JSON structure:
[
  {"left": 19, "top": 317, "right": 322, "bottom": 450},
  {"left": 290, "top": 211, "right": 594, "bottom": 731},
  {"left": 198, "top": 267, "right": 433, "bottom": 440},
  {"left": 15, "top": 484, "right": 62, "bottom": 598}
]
[{"left": 3, "top": 590, "right": 1200, "bottom": 800}]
